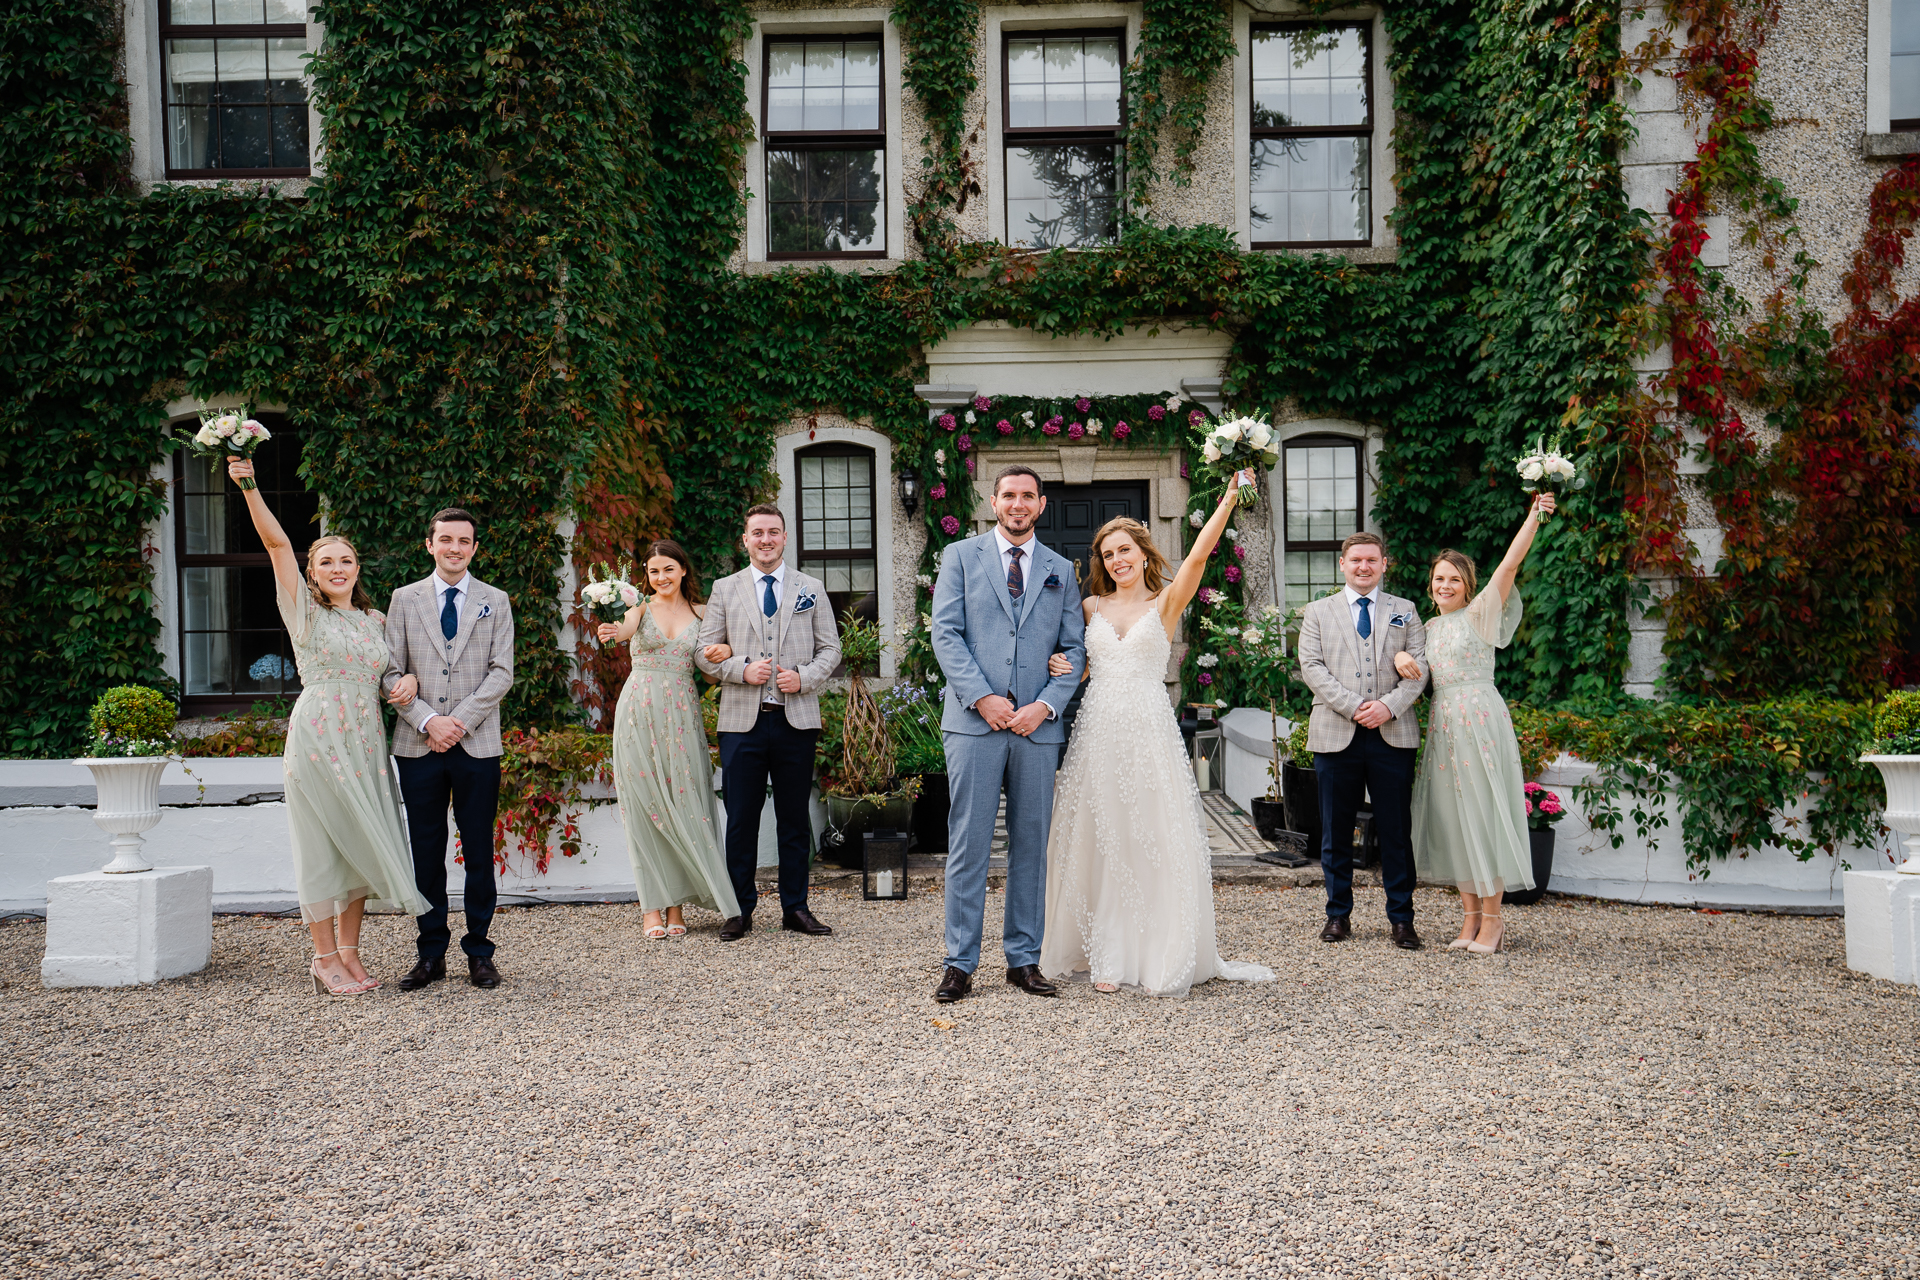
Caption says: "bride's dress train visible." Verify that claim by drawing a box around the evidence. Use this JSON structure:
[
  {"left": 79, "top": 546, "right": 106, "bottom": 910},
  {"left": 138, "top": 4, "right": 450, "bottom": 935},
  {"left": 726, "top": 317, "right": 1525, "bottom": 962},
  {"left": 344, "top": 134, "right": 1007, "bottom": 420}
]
[{"left": 1039, "top": 605, "right": 1275, "bottom": 997}]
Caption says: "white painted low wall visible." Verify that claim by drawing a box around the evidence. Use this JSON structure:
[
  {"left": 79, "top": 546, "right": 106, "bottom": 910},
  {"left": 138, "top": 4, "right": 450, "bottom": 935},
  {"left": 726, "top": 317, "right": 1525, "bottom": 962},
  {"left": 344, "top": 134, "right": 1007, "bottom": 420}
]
[
  {"left": 0, "top": 758, "right": 822, "bottom": 914},
  {"left": 1216, "top": 709, "right": 1890, "bottom": 910}
]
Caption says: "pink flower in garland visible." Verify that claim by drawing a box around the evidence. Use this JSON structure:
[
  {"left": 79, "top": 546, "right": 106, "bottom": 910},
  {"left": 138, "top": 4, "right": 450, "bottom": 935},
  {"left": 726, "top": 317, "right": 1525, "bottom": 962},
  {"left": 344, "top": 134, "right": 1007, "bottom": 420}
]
[
  {"left": 973, "top": 395, "right": 992, "bottom": 412},
  {"left": 929, "top": 483, "right": 947, "bottom": 500},
  {"left": 1189, "top": 408, "right": 1206, "bottom": 427},
  {"left": 939, "top": 412, "right": 957, "bottom": 431},
  {"left": 1179, "top": 461, "right": 1189, "bottom": 478},
  {"left": 1198, "top": 587, "right": 1218, "bottom": 605},
  {"left": 1210, "top": 542, "right": 1221, "bottom": 557},
  {"left": 940, "top": 515, "right": 961, "bottom": 535},
  {"left": 1112, "top": 420, "right": 1130, "bottom": 440},
  {"left": 997, "top": 418, "right": 1013, "bottom": 435},
  {"left": 1233, "top": 543, "right": 1245, "bottom": 560},
  {"left": 957, "top": 434, "right": 973, "bottom": 452},
  {"left": 1147, "top": 404, "right": 1165, "bottom": 422},
  {"left": 1074, "top": 396, "right": 1092, "bottom": 413},
  {"left": 1224, "top": 564, "right": 1242, "bottom": 584},
  {"left": 1042, "top": 417, "right": 1062, "bottom": 436},
  {"left": 1066, "top": 422, "right": 1085, "bottom": 440},
  {"left": 1197, "top": 672, "right": 1214, "bottom": 686},
  {"left": 964, "top": 456, "right": 976, "bottom": 475}
]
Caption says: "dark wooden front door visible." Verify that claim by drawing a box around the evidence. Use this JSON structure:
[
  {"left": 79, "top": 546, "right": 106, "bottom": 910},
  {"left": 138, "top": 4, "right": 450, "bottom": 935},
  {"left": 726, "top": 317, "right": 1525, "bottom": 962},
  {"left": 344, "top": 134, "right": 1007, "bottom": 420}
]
[{"left": 1031, "top": 482, "right": 1149, "bottom": 585}]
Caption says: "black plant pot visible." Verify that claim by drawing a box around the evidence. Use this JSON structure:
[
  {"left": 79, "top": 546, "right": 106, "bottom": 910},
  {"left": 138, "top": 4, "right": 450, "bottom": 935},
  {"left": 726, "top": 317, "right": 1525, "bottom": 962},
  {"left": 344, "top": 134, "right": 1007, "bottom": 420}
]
[
  {"left": 1249, "top": 797, "right": 1287, "bottom": 842},
  {"left": 1504, "top": 828, "right": 1557, "bottom": 905},
  {"left": 1281, "top": 761, "right": 1320, "bottom": 854},
  {"left": 910, "top": 772, "right": 950, "bottom": 854}
]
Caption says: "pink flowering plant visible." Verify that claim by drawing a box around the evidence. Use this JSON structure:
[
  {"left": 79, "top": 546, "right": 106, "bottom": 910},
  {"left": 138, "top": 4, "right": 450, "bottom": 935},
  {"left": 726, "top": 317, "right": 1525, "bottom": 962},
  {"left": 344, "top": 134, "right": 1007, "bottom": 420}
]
[{"left": 1523, "top": 781, "right": 1566, "bottom": 831}]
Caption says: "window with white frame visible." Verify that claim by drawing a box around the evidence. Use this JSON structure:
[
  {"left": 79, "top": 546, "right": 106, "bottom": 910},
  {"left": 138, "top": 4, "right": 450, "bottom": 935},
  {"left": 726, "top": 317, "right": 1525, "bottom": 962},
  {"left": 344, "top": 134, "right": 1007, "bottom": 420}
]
[
  {"left": 160, "top": 1, "right": 312, "bottom": 178},
  {"left": 1896, "top": 0, "right": 1920, "bottom": 130},
  {"left": 795, "top": 443, "right": 878, "bottom": 621},
  {"left": 1282, "top": 436, "right": 1363, "bottom": 611},
  {"left": 174, "top": 415, "right": 318, "bottom": 710},
  {"left": 763, "top": 36, "right": 886, "bottom": 258},
  {"left": 1003, "top": 30, "right": 1125, "bottom": 249},
  {"left": 1250, "top": 23, "right": 1372, "bottom": 248}
]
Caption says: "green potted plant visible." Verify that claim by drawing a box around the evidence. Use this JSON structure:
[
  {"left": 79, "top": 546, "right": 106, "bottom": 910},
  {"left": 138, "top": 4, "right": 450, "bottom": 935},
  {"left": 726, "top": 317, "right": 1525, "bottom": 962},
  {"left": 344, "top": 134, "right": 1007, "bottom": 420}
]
[
  {"left": 878, "top": 679, "right": 948, "bottom": 853},
  {"left": 78, "top": 685, "right": 180, "bottom": 874},
  {"left": 1278, "top": 718, "right": 1319, "bottom": 853},
  {"left": 1504, "top": 781, "right": 1567, "bottom": 905},
  {"left": 1862, "top": 689, "right": 1920, "bottom": 873},
  {"left": 820, "top": 616, "right": 920, "bottom": 868}
]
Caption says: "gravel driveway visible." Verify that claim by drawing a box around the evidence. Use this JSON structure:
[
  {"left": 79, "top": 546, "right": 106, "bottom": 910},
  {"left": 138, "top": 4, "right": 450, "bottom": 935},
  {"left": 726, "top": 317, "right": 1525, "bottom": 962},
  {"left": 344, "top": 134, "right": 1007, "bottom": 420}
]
[{"left": 3, "top": 882, "right": 1914, "bottom": 1279}]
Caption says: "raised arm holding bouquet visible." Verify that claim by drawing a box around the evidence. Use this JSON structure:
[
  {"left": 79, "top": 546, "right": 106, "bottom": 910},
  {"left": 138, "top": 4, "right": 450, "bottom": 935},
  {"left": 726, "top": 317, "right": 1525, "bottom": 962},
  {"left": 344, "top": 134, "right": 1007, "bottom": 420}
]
[{"left": 184, "top": 412, "right": 272, "bottom": 489}]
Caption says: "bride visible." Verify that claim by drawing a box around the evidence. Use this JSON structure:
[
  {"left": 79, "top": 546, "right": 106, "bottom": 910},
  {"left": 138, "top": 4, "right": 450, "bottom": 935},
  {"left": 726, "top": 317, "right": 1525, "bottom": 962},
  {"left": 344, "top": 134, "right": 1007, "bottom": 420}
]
[{"left": 1038, "top": 470, "right": 1276, "bottom": 997}]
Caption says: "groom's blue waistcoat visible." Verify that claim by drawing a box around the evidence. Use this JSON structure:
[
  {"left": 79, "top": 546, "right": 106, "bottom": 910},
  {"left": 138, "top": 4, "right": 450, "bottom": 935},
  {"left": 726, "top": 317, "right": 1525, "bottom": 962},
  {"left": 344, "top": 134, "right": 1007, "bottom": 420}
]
[{"left": 930, "top": 532, "right": 1086, "bottom": 745}]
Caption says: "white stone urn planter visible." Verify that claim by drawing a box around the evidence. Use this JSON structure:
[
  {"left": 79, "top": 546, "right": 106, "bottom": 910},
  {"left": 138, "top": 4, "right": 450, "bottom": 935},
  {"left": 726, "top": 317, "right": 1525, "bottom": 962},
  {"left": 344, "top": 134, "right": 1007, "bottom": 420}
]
[
  {"left": 75, "top": 755, "right": 177, "bottom": 873},
  {"left": 1862, "top": 755, "right": 1920, "bottom": 873}
]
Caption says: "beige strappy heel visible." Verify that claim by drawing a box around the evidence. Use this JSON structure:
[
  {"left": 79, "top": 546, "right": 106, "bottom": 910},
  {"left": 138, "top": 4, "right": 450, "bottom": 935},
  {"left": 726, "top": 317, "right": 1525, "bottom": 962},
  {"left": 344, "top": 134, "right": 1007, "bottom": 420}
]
[
  {"left": 310, "top": 950, "right": 366, "bottom": 996},
  {"left": 337, "top": 944, "right": 378, "bottom": 991}
]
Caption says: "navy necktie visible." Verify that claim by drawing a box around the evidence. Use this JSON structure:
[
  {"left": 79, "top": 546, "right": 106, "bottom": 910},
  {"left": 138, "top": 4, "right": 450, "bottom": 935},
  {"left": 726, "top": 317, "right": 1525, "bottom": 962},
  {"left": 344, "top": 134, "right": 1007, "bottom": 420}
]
[
  {"left": 1006, "top": 547, "right": 1024, "bottom": 600},
  {"left": 1355, "top": 595, "right": 1372, "bottom": 640},
  {"left": 761, "top": 574, "right": 778, "bottom": 618},
  {"left": 441, "top": 586, "right": 459, "bottom": 641}
]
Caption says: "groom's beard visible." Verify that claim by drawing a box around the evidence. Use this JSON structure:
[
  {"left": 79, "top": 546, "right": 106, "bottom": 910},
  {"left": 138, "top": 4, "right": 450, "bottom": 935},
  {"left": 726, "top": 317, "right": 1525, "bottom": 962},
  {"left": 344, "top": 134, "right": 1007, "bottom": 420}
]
[{"left": 998, "top": 514, "right": 1035, "bottom": 536}]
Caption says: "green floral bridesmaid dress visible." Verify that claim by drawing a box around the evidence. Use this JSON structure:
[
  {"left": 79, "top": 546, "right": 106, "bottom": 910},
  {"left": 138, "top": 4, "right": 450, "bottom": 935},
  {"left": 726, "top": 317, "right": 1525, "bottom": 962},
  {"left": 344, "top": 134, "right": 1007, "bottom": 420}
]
[
  {"left": 610, "top": 608, "right": 741, "bottom": 918},
  {"left": 278, "top": 583, "right": 430, "bottom": 922},
  {"left": 1411, "top": 588, "right": 1533, "bottom": 895}
]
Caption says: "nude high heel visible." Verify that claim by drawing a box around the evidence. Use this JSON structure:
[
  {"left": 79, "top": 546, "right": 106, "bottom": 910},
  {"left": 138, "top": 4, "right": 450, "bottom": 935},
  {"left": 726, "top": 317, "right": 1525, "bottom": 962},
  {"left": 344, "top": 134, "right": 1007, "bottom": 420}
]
[
  {"left": 310, "top": 950, "right": 366, "bottom": 996},
  {"left": 337, "top": 943, "right": 378, "bottom": 991},
  {"left": 1466, "top": 915, "right": 1505, "bottom": 955},
  {"left": 1448, "top": 911, "right": 1481, "bottom": 950}
]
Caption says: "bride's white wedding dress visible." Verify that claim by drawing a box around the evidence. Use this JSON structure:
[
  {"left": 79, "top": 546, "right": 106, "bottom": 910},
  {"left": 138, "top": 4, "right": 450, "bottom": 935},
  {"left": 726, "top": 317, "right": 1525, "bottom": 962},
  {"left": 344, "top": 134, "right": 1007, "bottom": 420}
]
[{"left": 1039, "top": 601, "right": 1276, "bottom": 997}]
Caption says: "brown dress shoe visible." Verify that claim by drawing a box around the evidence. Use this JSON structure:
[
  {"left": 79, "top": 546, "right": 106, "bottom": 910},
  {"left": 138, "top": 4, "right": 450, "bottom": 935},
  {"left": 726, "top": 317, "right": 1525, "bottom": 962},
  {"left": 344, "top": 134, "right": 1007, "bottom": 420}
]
[
  {"left": 934, "top": 966, "right": 972, "bottom": 1004},
  {"left": 1320, "top": 916, "right": 1352, "bottom": 942},
  {"left": 718, "top": 915, "right": 752, "bottom": 941},
  {"left": 397, "top": 958, "right": 445, "bottom": 990},
  {"left": 1005, "top": 964, "right": 1058, "bottom": 996},
  {"left": 1391, "top": 921, "right": 1423, "bottom": 951},
  {"left": 781, "top": 907, "right": 833, "bottom": 936},
  {"left": 468, "top": 957, "right": 501, "bottom": 988}
]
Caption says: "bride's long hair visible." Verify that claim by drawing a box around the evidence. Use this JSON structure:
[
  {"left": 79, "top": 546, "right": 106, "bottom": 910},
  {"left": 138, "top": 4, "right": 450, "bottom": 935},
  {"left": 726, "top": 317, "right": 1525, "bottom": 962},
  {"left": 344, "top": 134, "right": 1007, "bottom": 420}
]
[{"left": 1083, "top": 517, "right": 1170, "bottom": 598}]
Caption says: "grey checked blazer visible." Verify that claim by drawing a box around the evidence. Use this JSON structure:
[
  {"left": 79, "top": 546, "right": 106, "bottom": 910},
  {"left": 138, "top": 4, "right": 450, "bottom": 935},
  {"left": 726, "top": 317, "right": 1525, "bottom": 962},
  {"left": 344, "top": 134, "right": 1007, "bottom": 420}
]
[
  {"left": 695, "top": 566, "right": 842, "bottom": 734},
  {"left": 380, "top": 575, "right": 516, "bottom": 758},
  {"left": 1296, "top": 588, "right": 1428, "bottom": 753}
]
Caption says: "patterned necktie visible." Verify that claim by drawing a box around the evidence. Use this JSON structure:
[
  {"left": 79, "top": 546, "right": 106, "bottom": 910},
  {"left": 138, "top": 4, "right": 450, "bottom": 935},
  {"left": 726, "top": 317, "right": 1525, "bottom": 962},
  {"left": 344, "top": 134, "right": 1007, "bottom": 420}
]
[
  {"left": 1355, "top": 595, "right": 1372, "bottom": 640},
  {"left": 761, "top": 574, "right": 778, "bottom": 617},
  {"left": 1006, "top": 547, "right": 1024, "bottom": 600},
  {"left": 441, "top": 586, "right": 459, "bottom": 641}
]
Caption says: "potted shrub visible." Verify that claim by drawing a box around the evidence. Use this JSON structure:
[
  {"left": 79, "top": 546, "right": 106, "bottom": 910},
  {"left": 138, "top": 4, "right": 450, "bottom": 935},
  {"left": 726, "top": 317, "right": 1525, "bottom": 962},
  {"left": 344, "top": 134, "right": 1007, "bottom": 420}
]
[
  {"left": 77, "top": 685, "right": 180, "bottom": 874},
  {"left": 878, "top": 680, "right": 948, "bottom": 854},
  {"left": 1279, "top": 719, "right": 1319, "bottom": 852},
  {"left": 821, "top": 616, "right": 919, "bottom": 868},
  {"left": 1504, "top": 781, "right": 1566, "bottom": 905},
  {"left": 1248, "top": 701, "right": 1290, "bottom": 840},
  {"left": 1862, "top": 689, "right": 1920, "bottom": 873}
]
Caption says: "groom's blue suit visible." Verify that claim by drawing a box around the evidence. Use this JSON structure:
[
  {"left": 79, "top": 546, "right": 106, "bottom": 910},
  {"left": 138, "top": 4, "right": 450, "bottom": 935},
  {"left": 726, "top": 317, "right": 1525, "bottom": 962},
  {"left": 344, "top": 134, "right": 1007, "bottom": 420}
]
[{"left": 931, "top": 531, "right": 1085, "bottom": 974}]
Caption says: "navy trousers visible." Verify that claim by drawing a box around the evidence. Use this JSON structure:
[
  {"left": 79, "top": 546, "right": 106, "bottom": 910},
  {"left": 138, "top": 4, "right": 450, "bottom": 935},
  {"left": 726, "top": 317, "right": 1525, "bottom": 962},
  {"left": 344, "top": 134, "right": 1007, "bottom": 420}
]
[
  {"left": 1315, "top": 726, "right": 1418, "bottom": 925},
  {"left": 718, "top": 707, "right": 819, "bottom": 917},
  {"left": 396, "top": 745, "right": 501, "bottom": 961}
]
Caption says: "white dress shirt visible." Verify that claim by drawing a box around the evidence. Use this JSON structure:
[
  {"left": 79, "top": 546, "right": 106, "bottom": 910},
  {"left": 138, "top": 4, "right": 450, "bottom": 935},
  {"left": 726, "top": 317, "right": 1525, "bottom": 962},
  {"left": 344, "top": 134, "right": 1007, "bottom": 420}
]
[
  {"left": 749, "top": 562, "right": 787, "bottom": 704},
  {"left": 415, "top": 572, "right": 472, "bottom": 733},
  {"left": 990, "top": 527, "right": 1058, "bottom": 719},
  {"left": 1343, "top": 584, "right": 1382, "bottom": 636}
]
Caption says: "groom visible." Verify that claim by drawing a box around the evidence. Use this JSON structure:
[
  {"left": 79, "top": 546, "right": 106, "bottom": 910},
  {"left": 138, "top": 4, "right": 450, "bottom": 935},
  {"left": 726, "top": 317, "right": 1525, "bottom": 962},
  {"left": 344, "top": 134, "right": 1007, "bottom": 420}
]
[
  {"left": 1296, "top": 531, "right": 1428, "bottom": 950},
  {"left": 929, "top": 465, "right": 1085, "bottom": 1004},
  {"left": 380, "top": 508, "right": 516, "bottom": 990}
]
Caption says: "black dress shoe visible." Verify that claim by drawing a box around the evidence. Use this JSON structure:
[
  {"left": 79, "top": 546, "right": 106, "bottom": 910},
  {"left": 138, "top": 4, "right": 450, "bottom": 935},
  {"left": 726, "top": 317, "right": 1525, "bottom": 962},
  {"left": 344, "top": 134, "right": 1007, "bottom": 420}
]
[
  {"left": 397, "top": 958, "right": 446, "bottom": 990},
  {"left": 1005, "top": 964, "right": 1058, "bottom": 997},
  {"left": 1391, "top": 921, "right": 1423, "bottom": 951},
  {"left": 1320, "top": 916, "right": 1352, "bottom": 943},
  {"left": 718, "top": 915, "right": 752, "bottom": 941},
  {"left": 781, "top": 908, "right": 833, "bottom": 936},
  {"left": 934, "top": 966, "right": 972, "bottom": 1004},
  {"left": 469, "top": 957, "right": 501, "bottom": 988}
]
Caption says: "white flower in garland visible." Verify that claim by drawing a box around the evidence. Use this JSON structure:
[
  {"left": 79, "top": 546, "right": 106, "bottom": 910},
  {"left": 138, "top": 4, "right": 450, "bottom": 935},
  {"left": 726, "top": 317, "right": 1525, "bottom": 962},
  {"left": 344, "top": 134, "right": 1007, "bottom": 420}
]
[
  {"left": 916, "top": 573, "right": 933, "bottom": 588},
  {"left": 1165, "top": 394, "right": 1184, "bottom": 411},
  {"left": 934, "top": 448, "right": 946, "bottom": 466},
  {"left": 1022, "top": 410, "right": 1035, "bottom": 423},
  {"left": 1188, "top": 509, "right": 1205, "bottom": 527},
  {"left": 964, "top": 410, "right": 976, "bottom": 425},
  {"left": 1196, "top": 653, "right": 1219, "bottom": 669},
  {"left": 1225, "top": 528, "right": 1238, "bottom": 541},
  {"left": 1242, "top": 627, "right": 1265, "bottom": 644},
  {"left": 1086, "top": 417, "right": 1102, "bottom": 435}
]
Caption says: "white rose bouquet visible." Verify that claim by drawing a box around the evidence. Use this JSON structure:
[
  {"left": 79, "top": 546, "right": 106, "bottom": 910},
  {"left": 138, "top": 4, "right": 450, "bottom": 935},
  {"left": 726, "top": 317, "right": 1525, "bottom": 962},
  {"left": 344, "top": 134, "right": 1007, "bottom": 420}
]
[
  {"left": 1513, "top": 433, "right": 1585, "bottom": 521},
  {"left": 581, "top": 559, "right": 641, "bottom": 647},
  {"left": 182, "top": 411, "right": 272, "bottom": 490},
  {"left": 1198, "top": 414, "right": 1279, "bottom": 507}
]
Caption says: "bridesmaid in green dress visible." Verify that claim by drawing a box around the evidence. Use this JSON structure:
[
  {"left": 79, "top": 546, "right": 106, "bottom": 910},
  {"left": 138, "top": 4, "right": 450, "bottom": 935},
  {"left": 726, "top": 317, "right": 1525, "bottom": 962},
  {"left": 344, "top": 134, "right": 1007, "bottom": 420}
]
[
  {"left": 596, "top": 540, "right": 742, "bottom": 938},
  {"left": 1398, "top": 492, "right": 1555, "bottom": 955},
  {"left": 227, "top": 458, "right": 429, "bottom": 995}
]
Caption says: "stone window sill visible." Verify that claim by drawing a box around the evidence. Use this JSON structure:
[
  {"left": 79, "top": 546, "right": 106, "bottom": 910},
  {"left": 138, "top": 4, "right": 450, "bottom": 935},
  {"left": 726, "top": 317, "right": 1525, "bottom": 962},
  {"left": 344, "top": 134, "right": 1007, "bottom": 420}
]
[
  {"left": 1262, "top": 243, "right": 1399, "bottom": 265},
  {"left": 743, "top": 257, "right": 905, "bottom": 275},
  {"left": 1863, "top": 132, "right": 1920, "bottom": 159}
]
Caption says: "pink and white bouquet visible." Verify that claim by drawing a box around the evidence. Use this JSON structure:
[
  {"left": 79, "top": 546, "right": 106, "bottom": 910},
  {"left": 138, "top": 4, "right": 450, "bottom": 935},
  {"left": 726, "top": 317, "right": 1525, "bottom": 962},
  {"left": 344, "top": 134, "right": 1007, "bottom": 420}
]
[
  {"left": 1198, "top": 415, "right": 1279, "bottom": 507},
  {"left": 183, "top": 411, "right": 272, "bottom": 490},
  {"left": 581, "top": 560, "right": 641, "bottom": 647},
  {"left": 1514, "top": 433, "right": 1585, "bottom": 521}
]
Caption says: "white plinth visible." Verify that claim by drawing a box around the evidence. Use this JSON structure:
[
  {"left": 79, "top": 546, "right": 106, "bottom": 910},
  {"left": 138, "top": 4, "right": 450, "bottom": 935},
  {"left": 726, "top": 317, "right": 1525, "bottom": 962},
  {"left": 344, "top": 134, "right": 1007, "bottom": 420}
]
[
  {"left": 42, "top": 866, "right": 213, "bottom": 988},
  {"left": 1843, "top": 869, "right": 1920, "bottom": 984}
]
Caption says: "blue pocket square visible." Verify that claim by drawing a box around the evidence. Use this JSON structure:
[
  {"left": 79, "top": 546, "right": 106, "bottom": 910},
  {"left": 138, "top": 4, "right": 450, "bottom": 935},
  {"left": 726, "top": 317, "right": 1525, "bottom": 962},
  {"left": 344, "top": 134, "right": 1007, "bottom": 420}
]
[
  {"left": 1044, "top": 574, "right": 1062, "bottom": 589},
  {"left": 1388, "top": 612, "right": 1411, "bottom": 628},
  {"left": 477, "top": 603, "right": 492, "bottom": 620},
  {"left": 793, "top": 593, "right": 817, "bottom": 613}
]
